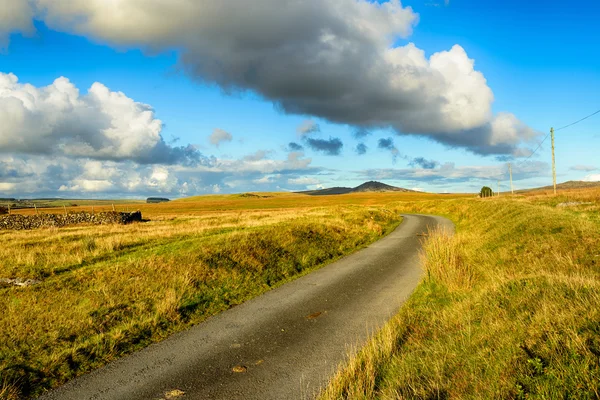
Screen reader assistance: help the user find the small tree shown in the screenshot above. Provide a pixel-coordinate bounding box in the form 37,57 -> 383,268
480,186 -> 493,198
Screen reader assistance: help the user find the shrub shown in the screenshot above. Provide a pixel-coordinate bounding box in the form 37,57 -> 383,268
480,186 -> 493,198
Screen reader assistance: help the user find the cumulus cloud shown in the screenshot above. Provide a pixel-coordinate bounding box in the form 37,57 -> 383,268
209,128 -> 233,147
570,165 -> 597,172
305,137 -> 343,156
2,0 -> 539,155
243,150 -> 270,162
378,137 -> 401,162
360,161 -> 549,183
0,150 -> 323,197
0,73 -> 204,165
0,0 -> 34,50
288,177 -> 321,186
288,142 -> 304,152
356,143 -> 368,155
353,128 -> 371,139
410,157 -> 439,169
297,120 -> 320,136
583,174 -> 600,182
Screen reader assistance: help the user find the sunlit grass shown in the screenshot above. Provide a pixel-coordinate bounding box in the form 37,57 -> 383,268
321,188 -> 600,399
0,199 -> 413,399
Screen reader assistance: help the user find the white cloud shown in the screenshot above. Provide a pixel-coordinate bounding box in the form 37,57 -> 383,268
287,177 -> 321,185
0,0 -> 34,50
0,149 -> 321,197
570,165 -> 597,172
297,120 -> 320,136
209,128 -> 233,147
0,182 -> 16,191
360,161 -> 549,183
1,0 -> 539,155
0,73 -> 201,164
583,174 -> 600,182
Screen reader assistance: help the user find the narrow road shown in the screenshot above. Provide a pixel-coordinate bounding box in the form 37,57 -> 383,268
39,214 -> 453,400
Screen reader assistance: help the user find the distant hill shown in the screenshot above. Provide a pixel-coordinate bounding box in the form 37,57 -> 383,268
299,181 -> 414,196
353,181 -> 413,193
518,180 -> 600,193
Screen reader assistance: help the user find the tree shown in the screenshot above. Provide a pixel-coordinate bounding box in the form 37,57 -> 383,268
480,186 -> 493,198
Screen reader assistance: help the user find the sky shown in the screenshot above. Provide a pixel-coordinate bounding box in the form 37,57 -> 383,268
0,0 -> 599,198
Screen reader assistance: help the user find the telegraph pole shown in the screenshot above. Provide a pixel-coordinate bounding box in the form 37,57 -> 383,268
551,127 -> 557,195
497,180 -> 500,197
508,163 -> 514,195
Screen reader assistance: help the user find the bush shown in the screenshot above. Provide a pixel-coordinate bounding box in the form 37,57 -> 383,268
0,206 -> 7,215
480,186 -> 493,198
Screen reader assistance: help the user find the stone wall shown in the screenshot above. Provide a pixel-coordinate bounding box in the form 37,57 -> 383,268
0,211 -> 143,231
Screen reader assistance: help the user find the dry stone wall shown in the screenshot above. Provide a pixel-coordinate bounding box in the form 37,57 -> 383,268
0,211 -> 142,231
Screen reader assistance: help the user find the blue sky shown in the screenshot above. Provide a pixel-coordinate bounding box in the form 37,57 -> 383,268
0,0 -> 598,198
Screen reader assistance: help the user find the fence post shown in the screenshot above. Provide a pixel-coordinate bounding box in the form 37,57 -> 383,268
509,163 -> 514,195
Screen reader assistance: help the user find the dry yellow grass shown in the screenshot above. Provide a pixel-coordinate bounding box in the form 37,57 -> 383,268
321,188 -> 600,399
5,187 -> 596,399
4,192 -> 462,399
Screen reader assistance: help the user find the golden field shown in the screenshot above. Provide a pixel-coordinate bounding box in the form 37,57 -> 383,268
2,188 -> 599,399
1,191 -> 470,399
321,187 -> 600,399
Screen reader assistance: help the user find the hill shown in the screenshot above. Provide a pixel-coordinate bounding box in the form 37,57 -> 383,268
353,181 -> 413,193
299,181 -> 414,196
517,180 -> 600,193
541,180 -> 600,190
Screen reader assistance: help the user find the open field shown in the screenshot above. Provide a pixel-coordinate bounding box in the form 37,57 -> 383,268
321,187 -> 600,399
2,199 -> 145,211
3,188 -> 599,399
1,191 -> 469,399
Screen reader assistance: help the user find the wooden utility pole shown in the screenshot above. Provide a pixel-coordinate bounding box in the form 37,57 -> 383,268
551,127 -> 557,195
497,180 -> 501,197
508,163 -> 514,195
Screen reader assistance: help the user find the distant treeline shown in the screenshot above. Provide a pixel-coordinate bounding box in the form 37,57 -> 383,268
147,197 -> 170,204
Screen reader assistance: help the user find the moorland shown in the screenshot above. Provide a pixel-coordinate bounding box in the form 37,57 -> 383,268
1,187 -> 599,399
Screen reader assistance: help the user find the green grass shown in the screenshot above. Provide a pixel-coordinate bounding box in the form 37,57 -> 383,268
321,194 -> 600,399
0,205 -> 402,399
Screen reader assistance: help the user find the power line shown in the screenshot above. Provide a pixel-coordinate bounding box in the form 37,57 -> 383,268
495,106 -> 600,189
515,132 -> 550,166
555,108 -> 600,132
513,106 -> 599,168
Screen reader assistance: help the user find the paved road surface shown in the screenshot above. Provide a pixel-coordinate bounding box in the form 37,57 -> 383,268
39,214 -> 453,400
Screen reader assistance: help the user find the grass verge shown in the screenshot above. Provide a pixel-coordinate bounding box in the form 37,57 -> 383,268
0,205 -> 401,399
321,196 -> 600,399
